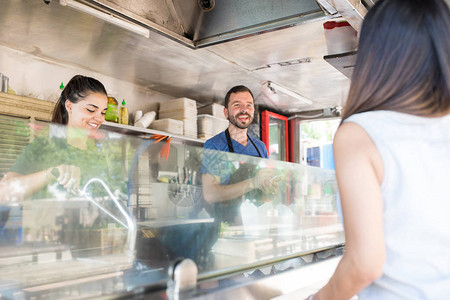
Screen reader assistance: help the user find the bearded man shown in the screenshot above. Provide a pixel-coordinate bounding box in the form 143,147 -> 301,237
201,86 -> 276,225
203,85 -> 268,160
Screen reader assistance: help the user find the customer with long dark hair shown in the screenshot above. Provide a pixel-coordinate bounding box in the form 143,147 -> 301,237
311,0 -> 450,299
0,75 -> 108,200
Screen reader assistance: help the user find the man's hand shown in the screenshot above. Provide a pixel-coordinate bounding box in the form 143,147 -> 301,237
251,169 -> 285,197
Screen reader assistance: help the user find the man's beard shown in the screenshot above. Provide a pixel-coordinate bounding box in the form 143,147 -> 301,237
228,112 -> 253,129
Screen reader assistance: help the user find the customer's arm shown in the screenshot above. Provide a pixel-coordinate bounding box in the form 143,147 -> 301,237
313,122 -> 385,300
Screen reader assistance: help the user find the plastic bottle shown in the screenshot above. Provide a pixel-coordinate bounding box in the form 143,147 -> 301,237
1,74 -> 9,93
49,82 -> 65,102
119,99 -> 129,125
105,96 -> 119,123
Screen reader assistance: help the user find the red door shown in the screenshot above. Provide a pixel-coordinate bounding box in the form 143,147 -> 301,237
261,110 -> 289,162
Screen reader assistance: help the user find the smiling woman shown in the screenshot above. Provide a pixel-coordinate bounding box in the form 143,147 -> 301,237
65,93 -> 107,130
52,75 -> 108,131
0,75 -> 109,201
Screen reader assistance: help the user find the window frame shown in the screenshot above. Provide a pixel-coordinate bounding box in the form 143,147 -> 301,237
0,92 -> 54,178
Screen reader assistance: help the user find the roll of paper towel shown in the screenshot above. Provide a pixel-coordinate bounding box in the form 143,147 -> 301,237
135,111 -> 156,128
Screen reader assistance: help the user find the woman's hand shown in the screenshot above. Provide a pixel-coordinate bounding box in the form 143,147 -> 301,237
47,165 -> 81,193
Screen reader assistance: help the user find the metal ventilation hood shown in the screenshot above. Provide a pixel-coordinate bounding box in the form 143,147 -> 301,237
0,0 -> 360,113
318,0 -> 376,31
87,0 -> 328,48
318,0 -> 377,79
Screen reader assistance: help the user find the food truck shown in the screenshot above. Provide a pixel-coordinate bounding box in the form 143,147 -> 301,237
0,0 -> 370,298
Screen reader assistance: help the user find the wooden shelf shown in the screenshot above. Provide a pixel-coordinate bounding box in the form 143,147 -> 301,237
100,121 -> 205,146
0,92 -> 55,121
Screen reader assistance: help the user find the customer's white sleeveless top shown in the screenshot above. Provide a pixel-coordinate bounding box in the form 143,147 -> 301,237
345,111 -> 450,300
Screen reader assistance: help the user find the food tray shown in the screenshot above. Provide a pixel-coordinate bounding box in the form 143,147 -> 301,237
159,97 -> 197,112
198,103 -> 226,119
150,118 -> 184,135
197,114 -> 229,136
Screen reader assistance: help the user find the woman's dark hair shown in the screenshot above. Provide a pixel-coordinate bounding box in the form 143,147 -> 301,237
224,85 -> 255,109
52,75 -> 107,124
342,0 -> 450,121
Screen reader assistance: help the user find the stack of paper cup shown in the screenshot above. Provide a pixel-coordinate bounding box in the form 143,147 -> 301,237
134,110 -> 143,124
135,111 -> 156,128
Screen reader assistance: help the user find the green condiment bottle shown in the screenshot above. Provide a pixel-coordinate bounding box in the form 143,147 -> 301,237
119,99 -> 129,125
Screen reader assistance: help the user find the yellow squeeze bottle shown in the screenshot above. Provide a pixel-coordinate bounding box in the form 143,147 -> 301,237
119,99 -> 129,125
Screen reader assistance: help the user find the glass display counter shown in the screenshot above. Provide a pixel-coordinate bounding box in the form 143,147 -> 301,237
0,121 -> 344,299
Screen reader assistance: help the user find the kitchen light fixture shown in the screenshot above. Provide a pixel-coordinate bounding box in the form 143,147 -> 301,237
263,81 -> 313,106
59,0 -> 150,38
